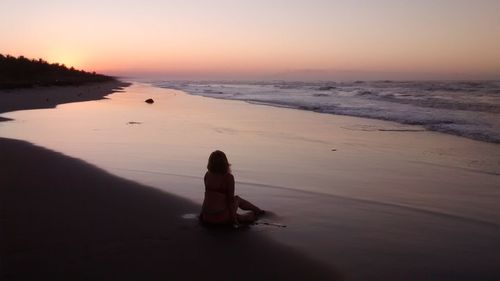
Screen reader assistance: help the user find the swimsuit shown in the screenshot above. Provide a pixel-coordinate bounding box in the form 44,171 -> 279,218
200,190 -> 232,224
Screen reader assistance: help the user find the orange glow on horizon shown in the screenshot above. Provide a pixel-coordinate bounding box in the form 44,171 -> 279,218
44,50 -> 86,70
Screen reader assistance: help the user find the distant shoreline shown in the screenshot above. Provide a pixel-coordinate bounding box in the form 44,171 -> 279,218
0,80 -> 130,118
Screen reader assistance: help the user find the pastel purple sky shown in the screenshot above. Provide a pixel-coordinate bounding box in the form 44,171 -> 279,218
1,0 -> 499,80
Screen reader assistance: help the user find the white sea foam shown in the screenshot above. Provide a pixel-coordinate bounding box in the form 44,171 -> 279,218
153,80 -> 500,143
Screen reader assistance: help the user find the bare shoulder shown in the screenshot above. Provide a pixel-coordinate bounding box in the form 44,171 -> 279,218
225,173 -> 235,183
204,171 -> 210,181
205,171 -> 234,181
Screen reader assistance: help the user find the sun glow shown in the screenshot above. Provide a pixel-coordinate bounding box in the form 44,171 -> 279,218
44,49 -> 85,70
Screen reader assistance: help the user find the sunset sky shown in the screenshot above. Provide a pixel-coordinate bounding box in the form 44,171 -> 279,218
1,0 -> 499,80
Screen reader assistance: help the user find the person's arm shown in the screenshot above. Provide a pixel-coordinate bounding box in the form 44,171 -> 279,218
201,172 -> 208,214
226,174 -> 237,223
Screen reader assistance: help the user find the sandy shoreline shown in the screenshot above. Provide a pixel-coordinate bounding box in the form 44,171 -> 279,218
0,80 -> 129,116
1,81 -> 500,280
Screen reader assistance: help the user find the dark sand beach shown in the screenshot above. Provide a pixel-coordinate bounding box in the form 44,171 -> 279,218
0,137 -> 337,280
0,83 -> 338,280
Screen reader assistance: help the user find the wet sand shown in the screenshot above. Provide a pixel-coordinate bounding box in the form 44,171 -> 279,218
1,82 -> 500,280
0,80 -> 128,115
0,137 -> 337,280
0,83 -> 337,280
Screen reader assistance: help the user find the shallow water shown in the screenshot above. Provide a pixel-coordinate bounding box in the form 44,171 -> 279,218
1,82 -> 500,279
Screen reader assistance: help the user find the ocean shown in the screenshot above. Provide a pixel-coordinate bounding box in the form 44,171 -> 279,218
154,80 -> 500,143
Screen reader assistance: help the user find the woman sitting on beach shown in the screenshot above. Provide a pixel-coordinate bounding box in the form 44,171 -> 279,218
200,150 -> 264,225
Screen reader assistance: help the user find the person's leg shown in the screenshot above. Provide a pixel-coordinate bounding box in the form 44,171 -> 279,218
232,196 -> 265,224
236,212 -> 256,223
235,195 -> 261,212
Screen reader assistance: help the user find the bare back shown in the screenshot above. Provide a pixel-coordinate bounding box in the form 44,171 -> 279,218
201,172 -> 235,215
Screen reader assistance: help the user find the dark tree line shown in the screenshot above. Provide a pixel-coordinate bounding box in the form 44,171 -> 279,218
0,54 -> 114,89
